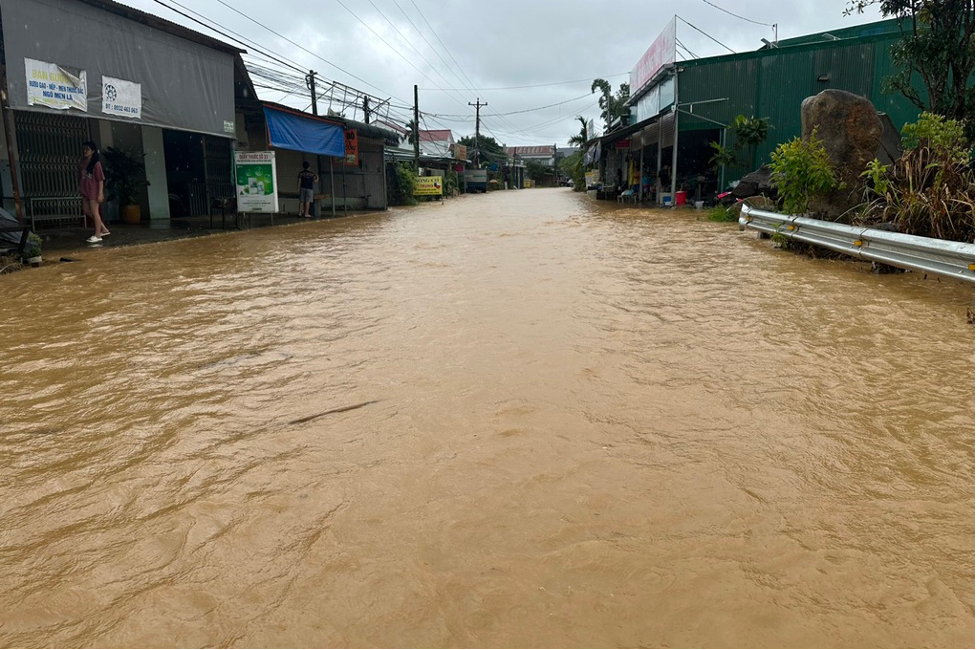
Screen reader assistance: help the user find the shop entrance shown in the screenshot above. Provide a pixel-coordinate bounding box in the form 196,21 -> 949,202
163,131 -> 232,217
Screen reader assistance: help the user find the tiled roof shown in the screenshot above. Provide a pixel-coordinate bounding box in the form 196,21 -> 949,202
506,145 -> 556,155
419,130 -> 453,142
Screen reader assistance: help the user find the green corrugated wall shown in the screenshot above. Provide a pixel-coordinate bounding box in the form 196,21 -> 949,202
675,29 -> 928,178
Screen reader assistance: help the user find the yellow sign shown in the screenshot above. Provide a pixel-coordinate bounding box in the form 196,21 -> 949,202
414,176 -> 443,196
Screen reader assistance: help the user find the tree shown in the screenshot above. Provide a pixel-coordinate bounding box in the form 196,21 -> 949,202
591,79 -> 631,133
405,119 -> 417,146
457,134 -> 504,166
708,115 -> 772,173
567,116 -> 589,148
525,160 -> 550,182
845,0 -> 975,133
559,150 -> 586,191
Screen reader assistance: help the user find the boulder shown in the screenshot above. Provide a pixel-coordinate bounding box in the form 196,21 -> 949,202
801,89 -> 882,218
732,165 -> 776,199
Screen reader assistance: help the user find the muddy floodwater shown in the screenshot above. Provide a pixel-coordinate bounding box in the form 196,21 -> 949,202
1,188 -> 973,647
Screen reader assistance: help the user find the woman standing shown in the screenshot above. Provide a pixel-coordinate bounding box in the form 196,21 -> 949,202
80,141 -> 109,243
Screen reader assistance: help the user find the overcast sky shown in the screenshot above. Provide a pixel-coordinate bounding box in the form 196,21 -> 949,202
118,0 -> 884,146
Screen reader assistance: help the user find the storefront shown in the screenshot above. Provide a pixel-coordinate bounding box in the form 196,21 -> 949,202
0,0 -> 240,223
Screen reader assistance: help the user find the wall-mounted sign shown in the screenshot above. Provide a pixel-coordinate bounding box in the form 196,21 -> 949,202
615,139 -> 631,149
414,176 -> 443,196
102,76 -> 141,119
25,58 -> 87,111
235,151 -> 278,213
452,143 -> 467,160
344,129 -> 359,165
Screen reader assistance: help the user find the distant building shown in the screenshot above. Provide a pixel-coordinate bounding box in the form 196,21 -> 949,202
506,145 -> 557,168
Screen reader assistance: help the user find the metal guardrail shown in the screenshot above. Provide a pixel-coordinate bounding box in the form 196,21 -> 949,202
740,205 -> 976,283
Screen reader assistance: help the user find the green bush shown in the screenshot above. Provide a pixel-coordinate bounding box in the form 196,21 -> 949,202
769,130 -> 837,215
900,112 -> 971,164
707,206 -> 735,222
393,162 -> 417,206
24,232 -> 42,259
858,114 -> 975,242
444,168 -> 458,196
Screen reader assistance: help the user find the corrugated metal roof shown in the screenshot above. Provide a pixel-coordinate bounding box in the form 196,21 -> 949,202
419,130 -> 453,142
74,0 -> 245,54
507,145 -> 555,155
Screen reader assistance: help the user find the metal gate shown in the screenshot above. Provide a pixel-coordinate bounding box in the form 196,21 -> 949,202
203,135 -> 233,209
15,111 -> 89,216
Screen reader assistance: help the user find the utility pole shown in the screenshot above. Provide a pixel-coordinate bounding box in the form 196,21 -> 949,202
306,70 -> 318,115
0,61 -> 24,221
413,84 -> 420,171
362,96 -> 371,125
468,97 -> 487,166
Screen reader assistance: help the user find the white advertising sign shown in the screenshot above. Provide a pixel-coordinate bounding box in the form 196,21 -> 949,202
629,17 -> 677,96
25,58 -> 87,111
235,151 -> 278,213
102,76 -> 142,119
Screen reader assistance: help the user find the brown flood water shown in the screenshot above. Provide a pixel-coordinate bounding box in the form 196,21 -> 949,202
0,188 -> 973,648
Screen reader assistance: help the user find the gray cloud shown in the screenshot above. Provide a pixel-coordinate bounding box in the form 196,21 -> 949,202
120,0 -> 884,145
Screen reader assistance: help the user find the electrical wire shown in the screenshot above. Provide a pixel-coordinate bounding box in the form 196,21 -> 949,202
420,74 -> 629,92
677,15 -> 737,54
699,0 -> 774,27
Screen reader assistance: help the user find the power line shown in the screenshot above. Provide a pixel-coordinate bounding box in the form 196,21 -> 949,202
333,0 -> 471,112
677,15 -> 736,55
699,0 -> 774,27
210,0 -> 408,104
420,73 -> 629,92
150,0 -> 305,74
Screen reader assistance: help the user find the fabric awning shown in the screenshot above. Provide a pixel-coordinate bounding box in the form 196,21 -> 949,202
263,105 -> 345,157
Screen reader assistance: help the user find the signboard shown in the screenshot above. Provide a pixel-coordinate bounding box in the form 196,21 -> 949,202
234,151 -> 278,213
453,143 -> 467,160
25,58 -> 87,111
585,170 -> 601,187
586,119 -> 597,141
102,76 -> 141,119
344,129 -> 359,165
629,17 -> 676,96
615,139 -> 631,149
414,176 -> 443,196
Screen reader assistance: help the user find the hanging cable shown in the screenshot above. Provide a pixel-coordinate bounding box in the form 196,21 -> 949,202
699,0 -> 774,27
676,15 -> 736,54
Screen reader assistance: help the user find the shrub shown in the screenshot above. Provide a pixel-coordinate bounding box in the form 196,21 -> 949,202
707,206 -> 735,222
444,168 -> 458,196
858,113 -> 975,242
769,130 -> 837,215
393,162 -> 417,206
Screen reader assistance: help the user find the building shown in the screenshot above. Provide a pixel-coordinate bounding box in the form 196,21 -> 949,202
590,17 -> 925,204
0,0 -> 244,223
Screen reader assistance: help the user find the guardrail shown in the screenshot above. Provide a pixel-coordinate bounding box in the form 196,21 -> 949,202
740,205 -> 976,284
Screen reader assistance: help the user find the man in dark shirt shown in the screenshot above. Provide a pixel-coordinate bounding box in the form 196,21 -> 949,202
297,161 -> 319,218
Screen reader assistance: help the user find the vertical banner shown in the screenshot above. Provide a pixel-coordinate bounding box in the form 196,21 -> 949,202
344,129 -> 359,165
102,76 -> 142,119
25,58 -> 87,111
235,151 -> 278,212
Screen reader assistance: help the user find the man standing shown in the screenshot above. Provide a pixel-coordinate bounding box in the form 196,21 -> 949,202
297,161 -> 318,218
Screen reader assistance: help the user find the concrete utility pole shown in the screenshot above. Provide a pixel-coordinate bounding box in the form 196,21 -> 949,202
362,96 -> 371,124
306,70 -> 318,115
468,97 -> 487,166
413,84 -> 420,171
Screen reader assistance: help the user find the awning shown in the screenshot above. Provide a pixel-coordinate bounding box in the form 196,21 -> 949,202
263,105 -> 345,157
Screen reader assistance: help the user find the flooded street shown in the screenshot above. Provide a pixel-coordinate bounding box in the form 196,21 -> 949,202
1,188 -> 973,647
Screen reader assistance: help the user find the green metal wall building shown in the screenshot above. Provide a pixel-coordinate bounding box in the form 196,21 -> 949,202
673,18 -> 926,183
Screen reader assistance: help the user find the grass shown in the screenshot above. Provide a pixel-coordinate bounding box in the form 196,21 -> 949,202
707,206 -> 736,222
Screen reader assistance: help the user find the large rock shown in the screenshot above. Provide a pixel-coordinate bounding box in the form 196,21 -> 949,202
731,165 -> 776,199
801,89 -> 882,218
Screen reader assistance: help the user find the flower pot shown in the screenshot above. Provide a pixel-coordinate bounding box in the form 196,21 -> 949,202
122,204 -> 141,224
28,256 -> 41,267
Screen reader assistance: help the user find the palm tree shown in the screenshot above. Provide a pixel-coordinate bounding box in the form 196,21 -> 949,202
405,119 -> 417,146
567,116 -> 588,148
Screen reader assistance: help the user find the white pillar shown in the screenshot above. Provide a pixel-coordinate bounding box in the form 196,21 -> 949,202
141,125 -> 170,220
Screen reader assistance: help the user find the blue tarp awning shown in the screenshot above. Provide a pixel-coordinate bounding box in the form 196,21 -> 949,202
263,105 -> 345,157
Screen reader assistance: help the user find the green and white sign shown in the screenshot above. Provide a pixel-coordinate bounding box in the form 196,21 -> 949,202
235,151 -> 278,213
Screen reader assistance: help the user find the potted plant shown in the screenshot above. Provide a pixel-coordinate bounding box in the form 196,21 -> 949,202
24,232 -> 42,267
103,147 -> 150,224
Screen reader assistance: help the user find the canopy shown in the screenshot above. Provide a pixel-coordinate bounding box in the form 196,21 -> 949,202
263,105 -> 345,157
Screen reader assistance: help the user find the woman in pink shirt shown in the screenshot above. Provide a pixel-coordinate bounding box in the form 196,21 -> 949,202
79,141 -> 108,243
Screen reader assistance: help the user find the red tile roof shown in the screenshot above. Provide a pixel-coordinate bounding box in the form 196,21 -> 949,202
419,129 -> 453,142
